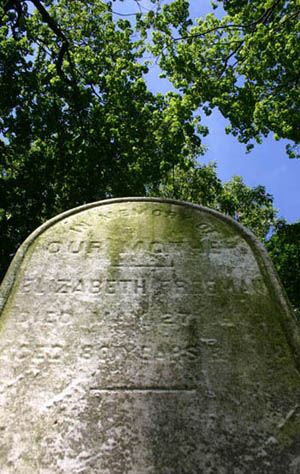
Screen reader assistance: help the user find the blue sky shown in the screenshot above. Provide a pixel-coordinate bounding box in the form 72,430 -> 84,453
114,0 -> 299,224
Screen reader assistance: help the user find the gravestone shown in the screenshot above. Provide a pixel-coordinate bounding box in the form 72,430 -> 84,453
0,198 -> 300,473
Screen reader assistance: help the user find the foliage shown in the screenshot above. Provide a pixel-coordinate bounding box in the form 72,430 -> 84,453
139,0 -> 300,157
266,222 -> 300,320
0,0 -> 205,281
152,160 -> 279,241
0,0 -> 298,285
155,162 -> 300,319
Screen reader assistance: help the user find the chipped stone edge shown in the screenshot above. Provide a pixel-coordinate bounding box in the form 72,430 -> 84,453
0,197 -> 299,366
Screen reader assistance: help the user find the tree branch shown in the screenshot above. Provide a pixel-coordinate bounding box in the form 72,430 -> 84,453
172,0 -> 283,42
3,0 -> 24,38
217,40 -> 244,79
29,0 -> 67,41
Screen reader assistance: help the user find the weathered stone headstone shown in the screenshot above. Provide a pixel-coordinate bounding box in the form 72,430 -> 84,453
0,198 -> 299,473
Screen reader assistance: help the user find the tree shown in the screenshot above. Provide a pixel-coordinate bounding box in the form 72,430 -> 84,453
139,0 -> 300,157
0,0 -> 205,281
266,222 -> 300,319
152,160 -> 279,241
0,0 -> 298,285
155,162 -> 300,320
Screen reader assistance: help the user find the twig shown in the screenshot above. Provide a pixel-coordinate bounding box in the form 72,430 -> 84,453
172,0 -> 283,42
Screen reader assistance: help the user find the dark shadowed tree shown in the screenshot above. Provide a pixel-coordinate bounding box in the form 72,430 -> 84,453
0,0 -> 206,280
266,222 -> 300,319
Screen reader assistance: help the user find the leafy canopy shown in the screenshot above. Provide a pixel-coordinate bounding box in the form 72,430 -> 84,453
0,0 -> 298,286
0,0 -> 205,279
139,0 -> 300,157
152,160 -> 279,242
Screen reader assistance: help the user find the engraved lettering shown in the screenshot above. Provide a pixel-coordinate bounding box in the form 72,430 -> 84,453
81,344 -> 93,360
166,211 -> 177,219
33,343 -> 64,363
115,346 -> 128,363
119,280 -> 132,293
70,221 -> 91,233
226,236 -> 240,248
220,279 -> 235,293
150,241 -> 164,253
156,350 -> 164,361
175,280 -> 185,292
141,346 -> 151,361
35,277 -> 46,295
46,310 -> 57,323
68,241 -> 85,253
132,206 -> 147,216
169,241 -> 184,249
191,280 -> 204,295
50,344 -> 64,360
195,223 -> 214,233
99,346 -> 109,363
185,345 -> 199,360
124,240 -> 187,254
161,314 -> 174,325
17,343 -> 31,360
21,278 -> 34,293
87,241 -> 102,253
46,310 -> 72,324
119,208 -> 129,217
106,280 -> 117,294
98,211 -> 113,219
152,209 -> 162,216
200,338 -> 218,346
132,240 -> 145,250
181,213 -> 193,220
135,279 -> 146,294
159,280 -> 172,291
72,279 -> 85,293
48,241 -> 61,253
61,311 -> 72,323
89,279 -> 102,294
210,241 -> 222,253
56,279 -> 72,293
17,276 -> 228,297
207,281 -> 216,294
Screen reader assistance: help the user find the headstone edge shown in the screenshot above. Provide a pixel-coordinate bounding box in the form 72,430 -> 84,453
0,197 -> 299,364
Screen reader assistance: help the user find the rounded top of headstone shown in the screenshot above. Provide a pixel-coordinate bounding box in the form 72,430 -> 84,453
0,197 -> 297,326
0,198 -> 299,473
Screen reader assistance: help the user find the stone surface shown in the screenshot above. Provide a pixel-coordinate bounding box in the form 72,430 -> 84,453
0,198 -> 300,473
